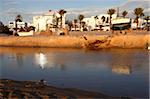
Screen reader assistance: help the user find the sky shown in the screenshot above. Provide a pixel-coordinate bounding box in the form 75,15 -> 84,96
0,0 -> 149,24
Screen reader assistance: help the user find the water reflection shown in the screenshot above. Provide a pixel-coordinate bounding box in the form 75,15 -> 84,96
111,65 -> 131,75
0,47 -> 149,98
16,53 -> 24,67
34,52 -> 66,70
35,53 -> 48,69
109,49 -> 134,75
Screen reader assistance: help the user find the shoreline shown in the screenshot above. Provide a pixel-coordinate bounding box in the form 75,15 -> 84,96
0,34 -> 149,49
0,79 -> 130,99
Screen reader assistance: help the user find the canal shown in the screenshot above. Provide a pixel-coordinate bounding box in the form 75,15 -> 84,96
0,47 -> 149,98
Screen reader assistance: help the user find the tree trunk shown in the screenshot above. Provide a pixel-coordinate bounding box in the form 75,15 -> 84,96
75,23 -> 76,31
136,17 -> 139,30
14,21 -> 18,35
56,18 -> 59,28
60,16 -> 62,28
79,21 -> 81,31
109,15 -> 112,30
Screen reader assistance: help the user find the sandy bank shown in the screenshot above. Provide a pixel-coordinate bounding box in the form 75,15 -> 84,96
0,34 -> 149,49
0,79 -> 128,99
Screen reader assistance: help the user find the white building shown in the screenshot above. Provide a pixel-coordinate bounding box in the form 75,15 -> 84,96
131,18 -> 144,29
8,21 -> 27,29
82,14 -> 117,31
33,10 -> 66,32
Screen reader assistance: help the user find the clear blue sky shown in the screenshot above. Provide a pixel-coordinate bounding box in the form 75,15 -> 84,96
1,0 -> 147,24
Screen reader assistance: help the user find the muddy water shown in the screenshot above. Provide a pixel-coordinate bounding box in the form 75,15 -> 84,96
0,47 -> 149,98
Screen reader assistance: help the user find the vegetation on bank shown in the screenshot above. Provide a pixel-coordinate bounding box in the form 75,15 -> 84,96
0,21 -> 13,35
0,34 -> 149,49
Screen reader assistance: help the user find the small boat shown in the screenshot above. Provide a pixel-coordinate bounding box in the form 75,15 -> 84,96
17,30 -> 34,36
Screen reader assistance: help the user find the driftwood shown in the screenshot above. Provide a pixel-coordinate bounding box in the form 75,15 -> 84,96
83,35 -> 112,50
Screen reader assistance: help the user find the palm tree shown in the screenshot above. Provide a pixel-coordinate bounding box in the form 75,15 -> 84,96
107,9 -> 116,26
78,14 -> 85,30
134,7 -> 144,29
59,9 -> 67,28
94,15 -> 98,27
15,14 -> 23,22
74,19 -> 78,31
0,21 -> 4,33
122,11 -> 128,18
15,14 -> 23,33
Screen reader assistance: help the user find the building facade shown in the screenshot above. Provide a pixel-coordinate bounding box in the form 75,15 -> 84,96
33,10 -> 66,32
82,14 -> 117,31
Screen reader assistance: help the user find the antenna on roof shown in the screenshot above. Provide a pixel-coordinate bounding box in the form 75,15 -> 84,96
117,7 -> 119,17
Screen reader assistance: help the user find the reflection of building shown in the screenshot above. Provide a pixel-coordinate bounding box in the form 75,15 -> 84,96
112,65 -> 131,75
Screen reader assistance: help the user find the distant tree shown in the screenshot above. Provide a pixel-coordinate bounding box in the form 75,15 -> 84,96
0,21 -> 12,35
107,8 -> 116,26
74,19 -> 78,31
3,26 -> 10,33
0,21 -> 3,26
65,20 -> 69,24
68,21 -> 73,31
0,21 -> 4,33
101,16 -> 106,23
59,9 -> 67,28
134,7 -> 144,29
94,15 -> 99,27
122,10 -> 128,18
78,14 -> 85,30
144,16 -> 150,31
15,14 -> 23,22
14,14 -> 23,32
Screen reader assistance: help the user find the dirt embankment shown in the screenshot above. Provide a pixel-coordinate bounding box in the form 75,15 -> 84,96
0,34 -> 149,49
0,79 -> 130,99
84,34 -> 150,49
